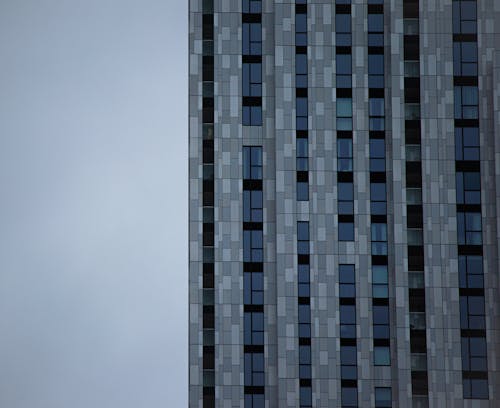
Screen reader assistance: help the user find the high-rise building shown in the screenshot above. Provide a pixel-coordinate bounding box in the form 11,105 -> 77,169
189,0 -> 500,406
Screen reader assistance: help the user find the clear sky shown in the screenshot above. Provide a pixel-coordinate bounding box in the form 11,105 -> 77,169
0,1 -> 187,406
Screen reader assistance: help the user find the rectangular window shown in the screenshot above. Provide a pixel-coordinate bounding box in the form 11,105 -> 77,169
243,146 -> 263,180
375,387 -> 392,408
457,212 -> 482,245
338,138 -> 353,172
454,86 -> 478,119
455,127 -> 479,161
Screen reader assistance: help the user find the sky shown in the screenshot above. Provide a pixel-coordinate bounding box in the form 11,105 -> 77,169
0,1 -> 187,407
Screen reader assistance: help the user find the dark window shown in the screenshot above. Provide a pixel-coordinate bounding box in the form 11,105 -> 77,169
457,212 -> 482,245
243,63 -> 262,97
456,172 -> 481,204
297,137 -> 309,171
243,0 -> 262,14
338,138 -> 353,172
454,86 -> 478,119
243,146 -> 263,180
458,255 -> 484,289
244,312 -> 264,345
243,23 -> 262,55
460,295 -> 486,330
453,42 -> 477,76
243,190 -> 263,222
370,139 -> 386,171
338,182 -> 354,214
243,230 -> 263,262
339,222 -> 354,241
461,337 -> 487,371
463,378 -> 488,399
374,346 -> 390,365
339,264 -> 355,298
371,223 -> 387,255
244,271 -> 264,305
453,1 -> 477,34
455,127 -> 479,161
341,386 -> 358,407
375,387 -> 392,408
297,181 -> 309,201
244,352 -> 264,386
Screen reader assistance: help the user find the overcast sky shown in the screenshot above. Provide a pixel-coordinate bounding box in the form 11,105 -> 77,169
0,1 -> 187,406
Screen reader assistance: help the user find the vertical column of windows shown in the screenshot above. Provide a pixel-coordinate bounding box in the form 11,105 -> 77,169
403,1 -> 429,405
297,222 -> 312,407
243,147 -> 265,408
339,264 -> 357,407
242,0 -> 262,126
367,1 -> 391,379
452,0 -> 489,399
202,1 -> 215,406
336,1 -> 354,241
295,0 -> 308,201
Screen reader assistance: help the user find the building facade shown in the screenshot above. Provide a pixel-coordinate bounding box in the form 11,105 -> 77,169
189,0 -> 500,406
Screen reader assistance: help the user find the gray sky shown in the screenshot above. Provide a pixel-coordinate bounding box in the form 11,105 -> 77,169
0,1 -> 187,406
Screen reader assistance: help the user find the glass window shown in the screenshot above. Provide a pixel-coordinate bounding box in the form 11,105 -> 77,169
242,0 -> 262,14
375,387 -> 392,407
337,138 -> 353,172
454,86 -> 478,119
463,378 -> 488,399
336,14 -> 351,33
455,127 -> 480,161
374,346 -> 390,365
337,98 -> 353,117
368,14 -> 383,33
336,52 -> 351,86
339,222 -> 354,241
297,181 -> 309,201
341,386 -> 358,407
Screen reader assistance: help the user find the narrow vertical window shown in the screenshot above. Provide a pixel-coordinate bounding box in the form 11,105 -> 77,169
243,146 -> 265,407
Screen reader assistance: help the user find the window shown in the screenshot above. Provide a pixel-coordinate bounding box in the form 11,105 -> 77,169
455,127 -> 479,161
244,271 -> 263,305
297,97 -> 308,130
461,337 -> 487,371
458,255 -> 484,289
244,311 -> 264,345
300,387 -> 312,407
456,172 -> 481,204
296,54 -> 308,88
296,137 -> 308,171
339,264 -> 355,298
374,346 -> 390,366
338,182 -> 354,214
243,146 -> 263,180
244,352 -> 264,386
452,0 -> 477,34
243,230 -> 263,262
370,139 -> 386,172
341,386 -> 358,407
460,295 -> 486,330
454,86 -> 478,119
339,222 -> 354,241
368,54 -> 384,88
243,63 -> 262,97
298,264 -> 310,297
372,265 -> 388,298
295,13 -> 307,47
370,182 -> 387,215
375,387 -> 392,407
337,138 -> 353,171
242,0 -> 261,14
336,53 -> 352,87
243,190 -> 263,222
373,305 -> 390,339
463,378 -> 488,399
337,98 -> 352,130
453,42 -> 477,76
297,182 -> 309,201
243,23 -> 262,55
336,13 -> 352,47
371,223 -> 388,255
457,212 -> 482,245
297,221 -> 309,254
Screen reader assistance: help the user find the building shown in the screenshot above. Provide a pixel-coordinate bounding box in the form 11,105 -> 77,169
189,0 -> 500,406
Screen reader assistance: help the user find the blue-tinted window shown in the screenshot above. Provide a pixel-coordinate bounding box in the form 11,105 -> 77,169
243,146 -> 263,179
339,222 -> 354,241
375,387 -> 392,408
242,0 -> 262,13
374,346 -> 390,366
455,127 -> 479,161
368,14 -> 383,33
454,86 -> 478,119
297,137 -> 309,171
458,255 -> 484,289
336,14 -> 351,33
341,386 -> 358,407
337,138 -> 353,172
297,182 -> 309,201
243,23 -> 262,55
457,212 -> 482,245
463,378 -> 488,399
